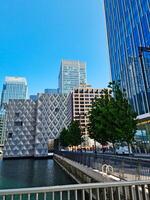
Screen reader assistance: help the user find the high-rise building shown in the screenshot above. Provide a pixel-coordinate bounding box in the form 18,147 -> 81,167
71,85 -> 103,135
0,108 -> 6,146
1,76 -> 28,106
104,0 -> 150,115
44,89 -> 59,94
30,95 -> 37,101
59,60 -> 87,94
104,0 -> 150,148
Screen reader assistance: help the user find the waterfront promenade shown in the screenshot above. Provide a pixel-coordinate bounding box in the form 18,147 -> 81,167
56,151 -> 150,182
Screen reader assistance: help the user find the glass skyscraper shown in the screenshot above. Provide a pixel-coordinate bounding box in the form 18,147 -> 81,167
104,0 -> 150,115
44,89 -> 59,94
59,60 -> 87,94
1,76 -> 28,105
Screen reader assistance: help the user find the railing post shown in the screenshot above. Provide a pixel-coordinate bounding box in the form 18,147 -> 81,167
122,186 -> 128,200
135,185 -> 140,200
136,160 -> 141,181
141,185 -> 148,200
129,185 -> 135,200
119,160 -> 125,179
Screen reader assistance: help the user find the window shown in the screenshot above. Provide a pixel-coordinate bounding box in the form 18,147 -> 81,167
15,113 -> 20,117
14,121 -> 23,126
8,133 -> 13,138
55,108 -> 59,113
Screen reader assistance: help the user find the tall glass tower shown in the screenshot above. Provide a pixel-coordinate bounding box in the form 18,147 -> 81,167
1,76 -> 28,105
59,60 -> 87,94
104,0 -> 150,115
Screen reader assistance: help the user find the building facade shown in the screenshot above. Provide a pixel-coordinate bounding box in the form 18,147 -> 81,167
34,93 -> 71,157
3,94 -> 71,158
44,89 -> 59,94
29,95 -> 37,101
59,60 -> 87,94
3,100 -> 36,158
0,77 -> 28,147
104,0 -> 150,115
72,85 -> 102,135
104,0 -> 150,150
1,77 -> 27,106
0,109 -> 6,146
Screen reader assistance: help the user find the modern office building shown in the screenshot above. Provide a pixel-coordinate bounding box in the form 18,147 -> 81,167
44,89 -> 59,94
30,95 -> 37,101
1,77 -> 28,106
59,60 -> 87,94
0,108 -> 6,146
104,0 -> 150,148
71,84 -> 102,135
3,94 -> 71,158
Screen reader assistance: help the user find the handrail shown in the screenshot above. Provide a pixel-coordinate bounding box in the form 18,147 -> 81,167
0,180 -> 149,195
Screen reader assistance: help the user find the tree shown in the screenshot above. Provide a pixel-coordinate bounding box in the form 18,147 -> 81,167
88,89 -> 112,145
59,121 -> 82,148
59,127 -> 70,148
108,81 -> 137,145
88,81 -> 137,153
68,121 -> 82,146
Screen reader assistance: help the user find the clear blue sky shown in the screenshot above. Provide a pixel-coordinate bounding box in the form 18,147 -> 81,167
0,0 -> 110,96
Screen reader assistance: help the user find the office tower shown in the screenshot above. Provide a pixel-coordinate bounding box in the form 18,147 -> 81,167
44,89 -> 59,94
104,0 -> 150,115
71,85 -> 102,135
1,76 -> 27,105
0,108 -> 6,146
104,0 -> 150,148
30,95 -> 37,101
59,60 -> 87,94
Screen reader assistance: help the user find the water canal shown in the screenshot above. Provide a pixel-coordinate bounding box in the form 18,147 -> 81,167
0,159 -> 76,189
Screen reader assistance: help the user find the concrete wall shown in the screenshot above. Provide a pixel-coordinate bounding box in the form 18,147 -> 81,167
54,154 -> 118,184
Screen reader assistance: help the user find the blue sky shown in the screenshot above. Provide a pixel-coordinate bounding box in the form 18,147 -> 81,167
0,0 -> 110,96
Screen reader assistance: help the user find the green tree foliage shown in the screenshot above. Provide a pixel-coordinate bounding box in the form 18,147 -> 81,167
88,81 -> 137,146
59,128 -> 70,147
68,121 -> 82,146
59,121 -> 82,147
88,89 -> 112,145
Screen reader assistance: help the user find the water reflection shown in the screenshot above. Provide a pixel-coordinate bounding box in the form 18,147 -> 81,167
0,159 -> 76,189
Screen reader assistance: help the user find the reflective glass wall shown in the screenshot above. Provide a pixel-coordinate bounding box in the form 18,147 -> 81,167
104,0 -> 150,115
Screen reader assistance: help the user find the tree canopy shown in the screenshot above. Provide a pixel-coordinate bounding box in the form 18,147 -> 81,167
88,81 -> 137,146
59,121 -> 82,148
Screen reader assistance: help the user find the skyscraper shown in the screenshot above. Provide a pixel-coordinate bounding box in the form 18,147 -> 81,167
71,85 -> 103,135
1,76 -> 28,105
44,89 -> 59,94
59,60 -> 87,94
104,0 -> 150,115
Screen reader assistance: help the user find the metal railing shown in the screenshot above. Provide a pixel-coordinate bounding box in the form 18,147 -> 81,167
0,180 -> 149,200
56,151 -> 150,181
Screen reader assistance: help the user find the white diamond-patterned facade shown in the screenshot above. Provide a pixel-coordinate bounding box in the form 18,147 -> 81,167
34,93 -> 70,157
3,94 -> 71,158
3,100 -> 36,158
